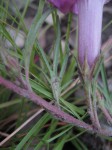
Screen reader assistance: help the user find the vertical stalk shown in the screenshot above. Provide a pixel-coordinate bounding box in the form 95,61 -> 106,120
53,15 -> 61,75
85,81 -> 100,129
24,0 -> 45,90
50,14 -> 61,106
59,13 -> 73,80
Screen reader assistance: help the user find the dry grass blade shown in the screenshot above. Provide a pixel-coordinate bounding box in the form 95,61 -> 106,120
0,108 -> 44,146
101,37 -> 112,52
0,132 -> 9,138
105,55 -> 112,63
61,78 -> 80,96
0,109 -> 38,128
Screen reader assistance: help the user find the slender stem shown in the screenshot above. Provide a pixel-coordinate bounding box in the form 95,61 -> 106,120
51,14 -> 61,104
86,84 -> 95,125
24,1 -> 50,89
51,9 -> 57,32
93,99 -> 101,129
53,15 -> 61,75
37,43 -> 53,76
92,81 -> 101,129
85,82 -> 101,129
65,13 -> 73,48
59,13 -> 72,80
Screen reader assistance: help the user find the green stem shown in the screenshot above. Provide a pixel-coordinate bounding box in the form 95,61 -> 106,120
53,15 -> 61,75
59,13 -> 73,80
85,81 -> 101,129
37,43 -> 53,76
86,83 -> 95,125
92,81 -> 101,128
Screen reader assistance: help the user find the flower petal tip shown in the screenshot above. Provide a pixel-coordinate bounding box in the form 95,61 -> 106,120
47,0 -> 78,14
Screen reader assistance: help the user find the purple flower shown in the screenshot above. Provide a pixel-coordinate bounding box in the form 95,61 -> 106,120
77,0 -> 110,67
48,0 -> 77,13
48,0 -> 110,67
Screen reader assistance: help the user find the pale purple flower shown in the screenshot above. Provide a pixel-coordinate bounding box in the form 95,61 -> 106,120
77,0 -> 110,67
48,0 -> 110,67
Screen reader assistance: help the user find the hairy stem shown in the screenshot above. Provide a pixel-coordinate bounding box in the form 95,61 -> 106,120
85,83 -> 101,129
0,76 -> 112,136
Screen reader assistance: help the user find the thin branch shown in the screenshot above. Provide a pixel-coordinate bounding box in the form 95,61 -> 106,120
0,76 -> 112,137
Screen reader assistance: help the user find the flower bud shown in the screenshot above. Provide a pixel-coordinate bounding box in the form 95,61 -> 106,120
47,0 -> 110,67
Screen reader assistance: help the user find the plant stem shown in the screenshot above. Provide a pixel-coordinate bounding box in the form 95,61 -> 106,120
85,81 -> 101,129
53,15 -> 61,75
59,13 -> 72,80
0,76 -> 90,129
0,76 -> 112,136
